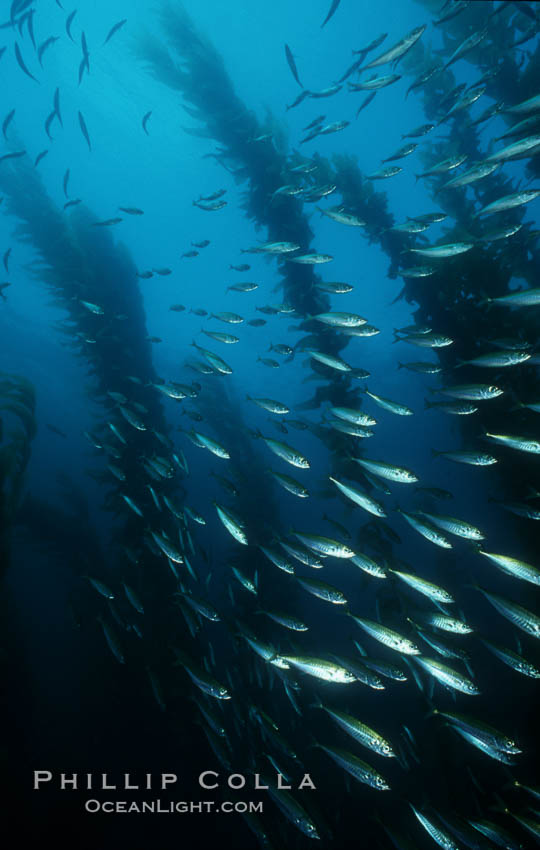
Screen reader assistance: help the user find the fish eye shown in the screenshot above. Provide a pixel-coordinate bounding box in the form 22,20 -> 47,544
489,386 -> 498,393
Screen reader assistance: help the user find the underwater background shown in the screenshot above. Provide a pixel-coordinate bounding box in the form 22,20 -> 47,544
1,0 -> 539,847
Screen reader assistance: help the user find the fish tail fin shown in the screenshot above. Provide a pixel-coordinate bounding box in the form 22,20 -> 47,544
430,448 -> 442,457
397,362 -> 404,369
414,174 -> 421,183
268,343 -> 274,351
309,695 -> 323,710
353,640 -> 367,657
424,399 -> 434,409
455,358 -> 466,368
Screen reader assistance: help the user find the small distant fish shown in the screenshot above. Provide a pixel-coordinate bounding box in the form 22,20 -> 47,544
287,252 -> 333,264
321,0 -> 341,28
199,189 -> 226,201
44,110 -> 58,140
3,248 -> 11,272
64,199 -> 81,209
34,150 -> 48,167
361,25 -> 426,71
349,73 -> 401,91
142,111 -> 152,134
317,206 -> 365,226
284,44 -> 302,88
80,299 -> 104,314
81,30 -> 89,62
14,41 -> 38,82
382,142 -> 417,163
0,150 -> 26,163
26,10 -> 36,49
442,27 -> 487,72
64,8 -> 76,42
93,217 -> 122,226
78,110 -> 91,151
475,189 -> 540,218
78,55 -> 89,86
2,108 -> 15,140
401,123 -> 434,139
103,18 -> 127,46
38,36 -> 59,66
119,207 -> 144,215
366,166 -> 402,180
406,64 -> 441,99
47,423 -> 67,438
308,84 -> 342,100
53,87 -> 62,128
356,92 -> 377,117
193,199 -> 227,211
409,241 -> 474,259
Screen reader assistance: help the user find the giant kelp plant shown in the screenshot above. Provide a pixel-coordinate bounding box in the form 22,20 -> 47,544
394,0 -> 540,510
0,135 -> 296,810
136,1 -> 408,427
0,155 -> 188,698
